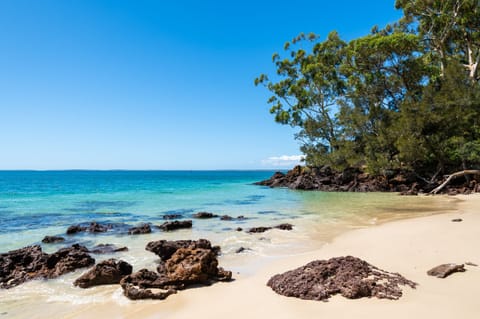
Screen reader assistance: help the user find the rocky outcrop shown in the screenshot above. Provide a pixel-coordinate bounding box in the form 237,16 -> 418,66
121,239 -> 231,300
128,223 -> 151,235
267,256 -> 416,301
193,212 -> 218,219
0,244 -> 95,289
427,263 -> 466,278
66,225 -> 87,235
41,236 -> 65,243
157,220 -> 193,231
74,259 -> 132,288
256,165 -> 480,195
89,244 -> 128,254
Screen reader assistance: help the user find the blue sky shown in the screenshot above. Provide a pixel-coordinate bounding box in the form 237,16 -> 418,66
0,1 -> 402,170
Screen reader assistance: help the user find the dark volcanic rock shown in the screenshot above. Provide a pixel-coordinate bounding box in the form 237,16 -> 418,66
87,222 -> 110,233
74,258 -> 132,288
41,236 -> 65,244
427,263 -> 466,278
162,214 -> 182,220
0,244 -> 95,289
193,212 -> 218,219
247,226 -> 272,233
220,215 -> 234,221
146,239 -> 219,261
89,244 -> 128,254
66,225 -> 87,235
128,223 -> 151,235
121,239 -> 231,300
267,256 -> 416,301
120,269 -> 177,300
157,220 -> 193,231
248,224 -> 293,233
274,223 -> 293,231
235,227 -> 243,232
451,218 -> 463,222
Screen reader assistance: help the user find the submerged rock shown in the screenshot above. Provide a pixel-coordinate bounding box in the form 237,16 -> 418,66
267,256 -> 416,301
162,214 -> 182,220
74,258 -> 132,288
66,225 -> 87,235
0,244 -> 95,289
427,263 -> 466,278
128,223 -> 151,235
89,244 -> 128,254
41,236 -> 65,243
248,224 -> 293,233
157,220 -> 192,231
274,223 -> 293,230
193,212 -> 218,219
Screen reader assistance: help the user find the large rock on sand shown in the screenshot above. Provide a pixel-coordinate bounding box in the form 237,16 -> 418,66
121,239 -> 231,300
74,258 -> 132,288
267,256 -> 416,301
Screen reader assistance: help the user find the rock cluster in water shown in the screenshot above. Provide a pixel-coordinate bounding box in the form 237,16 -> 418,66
267,256 -> 416,301
0,244 -> 95,289
256,165 -> 480,195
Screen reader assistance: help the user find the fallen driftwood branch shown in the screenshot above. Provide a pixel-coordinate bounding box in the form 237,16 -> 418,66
430,170 -> 480,194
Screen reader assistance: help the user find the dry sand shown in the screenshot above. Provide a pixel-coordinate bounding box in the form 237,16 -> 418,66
66,194 -> 480,319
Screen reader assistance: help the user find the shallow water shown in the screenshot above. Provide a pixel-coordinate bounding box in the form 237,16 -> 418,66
0,171 -> 458,317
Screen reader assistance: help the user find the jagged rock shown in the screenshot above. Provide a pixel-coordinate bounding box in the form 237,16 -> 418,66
274,223 -> 293,230
120,269 -> 177,300
163,214 -> 182,220
74,258 -> 132,288
247,226 -> 272,233
0,244 -> 95,289
267,256 -> 416,301
66,225 -> 87,235
146,239 -> 219,261
41,236 -> 65,243
89,244 -> 128,254
128,223 -> 151,235
427,263 -> 466,278
122,239 -> 231,300
157,220 -> 192,231
193,212 -> 218,219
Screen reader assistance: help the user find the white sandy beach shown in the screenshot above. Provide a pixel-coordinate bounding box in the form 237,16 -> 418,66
60,194 -> 480,319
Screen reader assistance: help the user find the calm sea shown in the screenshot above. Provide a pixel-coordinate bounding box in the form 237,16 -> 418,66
0,170 -> 458,316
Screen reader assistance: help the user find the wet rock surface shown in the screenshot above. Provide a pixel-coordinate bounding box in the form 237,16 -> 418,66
157,220 -> 193,231
74,258 -> 132,288
427,263 -> 466,278
267,256 -> 416,301
89,244 -> 128,254
128,223 -> 151,235
41,236 -> 65,243
121,239 -> 231,300
248,223 -> 294,233
162,214 -> 182,220
0,244 -> 95,289
193,212 -> 218,219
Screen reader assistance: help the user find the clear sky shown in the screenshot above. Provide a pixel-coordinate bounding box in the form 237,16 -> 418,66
0,0 -> 402,170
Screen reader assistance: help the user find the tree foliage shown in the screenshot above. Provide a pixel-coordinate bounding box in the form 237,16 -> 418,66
256,0 -> 480,176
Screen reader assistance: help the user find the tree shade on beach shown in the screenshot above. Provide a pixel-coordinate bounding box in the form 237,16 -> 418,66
256,0 -> 480,179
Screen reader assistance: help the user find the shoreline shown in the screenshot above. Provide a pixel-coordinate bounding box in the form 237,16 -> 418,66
49,194 -> 480,319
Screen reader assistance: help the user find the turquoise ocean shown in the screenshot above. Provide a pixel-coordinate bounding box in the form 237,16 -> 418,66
0,170 -> 458,316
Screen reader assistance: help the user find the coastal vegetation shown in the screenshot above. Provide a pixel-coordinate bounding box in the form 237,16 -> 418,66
256,0 -> 480,189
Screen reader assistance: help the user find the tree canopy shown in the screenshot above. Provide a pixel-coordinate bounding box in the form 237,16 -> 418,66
256,0 -> 480,177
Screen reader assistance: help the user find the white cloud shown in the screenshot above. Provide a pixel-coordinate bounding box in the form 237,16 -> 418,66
261,154 -> 305,168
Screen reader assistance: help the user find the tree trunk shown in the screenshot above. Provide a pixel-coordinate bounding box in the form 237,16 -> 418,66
430,170 -> 480,194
